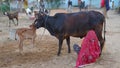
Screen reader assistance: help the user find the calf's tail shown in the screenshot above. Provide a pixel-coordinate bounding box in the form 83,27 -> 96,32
15,30 -> 17,40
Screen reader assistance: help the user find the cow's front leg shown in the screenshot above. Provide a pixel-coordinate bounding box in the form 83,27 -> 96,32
58,38 -> 63,56
66,37 -> 71,53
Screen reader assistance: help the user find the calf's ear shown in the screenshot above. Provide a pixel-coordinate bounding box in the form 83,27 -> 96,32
29,25 -> 32,27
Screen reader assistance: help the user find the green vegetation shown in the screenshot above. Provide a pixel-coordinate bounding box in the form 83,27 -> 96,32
0,0 -> 10,13
0,3 -> 10,13
46,0 -> 64,9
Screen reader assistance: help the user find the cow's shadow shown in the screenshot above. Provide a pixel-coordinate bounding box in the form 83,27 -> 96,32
0,35 -> 75,67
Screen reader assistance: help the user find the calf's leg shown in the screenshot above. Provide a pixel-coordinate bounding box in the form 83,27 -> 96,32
12,19 -> 16,26
19,37 -> 24,54
32,36 -> 36,48
9,20 -> 11,27
16,17 -> 18,26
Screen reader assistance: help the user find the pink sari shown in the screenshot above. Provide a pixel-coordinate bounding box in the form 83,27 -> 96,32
75,30 -> 101,68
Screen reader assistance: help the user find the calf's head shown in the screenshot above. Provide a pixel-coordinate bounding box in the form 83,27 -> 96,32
29,21 -> 37,30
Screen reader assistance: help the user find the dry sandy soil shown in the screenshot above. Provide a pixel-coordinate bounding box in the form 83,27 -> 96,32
0,8 -> 120,68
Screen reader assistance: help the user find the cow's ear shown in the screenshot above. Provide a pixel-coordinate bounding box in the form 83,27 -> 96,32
54,14 -> 58,18
54,15 -> 57,18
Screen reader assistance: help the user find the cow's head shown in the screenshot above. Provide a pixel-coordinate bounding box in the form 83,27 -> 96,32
34,12 -> 46,29
3,12 -> 9,16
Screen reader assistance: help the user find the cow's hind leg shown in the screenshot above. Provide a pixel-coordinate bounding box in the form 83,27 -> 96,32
100,38 -> 105,52
95,29 -> 105,55
66,37 -> 71,53
99,36 -> 105,56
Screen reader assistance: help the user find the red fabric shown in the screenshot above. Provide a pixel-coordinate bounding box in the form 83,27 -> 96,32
101,0 -> 105,8
75,30 -> 101,68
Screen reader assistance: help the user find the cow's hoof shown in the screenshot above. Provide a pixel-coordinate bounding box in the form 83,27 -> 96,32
57,53 -> 60,56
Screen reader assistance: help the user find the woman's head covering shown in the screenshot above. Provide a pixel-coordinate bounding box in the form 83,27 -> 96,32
75,30 -> 101,68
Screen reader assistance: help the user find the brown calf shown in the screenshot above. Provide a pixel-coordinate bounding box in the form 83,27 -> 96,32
15,23 -> 36,54
4,11 -> 19,27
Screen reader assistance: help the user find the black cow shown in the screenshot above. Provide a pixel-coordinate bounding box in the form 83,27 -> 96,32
34,11 -> 106,56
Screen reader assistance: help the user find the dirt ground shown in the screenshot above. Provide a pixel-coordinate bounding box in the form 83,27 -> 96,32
0,8 -> 120,68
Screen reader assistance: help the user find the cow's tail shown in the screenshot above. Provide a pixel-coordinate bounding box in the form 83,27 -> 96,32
103,18 -> 106,41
